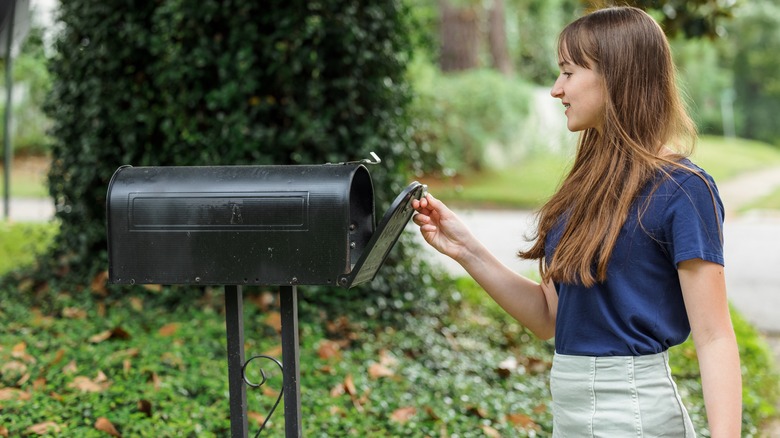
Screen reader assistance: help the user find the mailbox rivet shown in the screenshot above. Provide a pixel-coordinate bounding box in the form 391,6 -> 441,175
339,277 -> 348,286
291,277 -> 298,285
349,223 -> 357,231
350,242 -> 356,249
195,277 -> 201,283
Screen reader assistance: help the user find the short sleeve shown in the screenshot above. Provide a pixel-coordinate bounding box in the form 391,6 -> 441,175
661,172 -> 725,266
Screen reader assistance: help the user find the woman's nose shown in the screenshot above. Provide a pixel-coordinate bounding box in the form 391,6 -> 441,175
550,80 -> 563,99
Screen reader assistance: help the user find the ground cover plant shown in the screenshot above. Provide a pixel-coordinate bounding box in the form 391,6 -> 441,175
0,225 -> 778,437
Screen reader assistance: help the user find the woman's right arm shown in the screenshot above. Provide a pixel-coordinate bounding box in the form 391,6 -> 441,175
412,193 -> 558,339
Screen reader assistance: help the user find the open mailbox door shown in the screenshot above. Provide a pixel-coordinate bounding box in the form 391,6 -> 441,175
338,180 -> 425,288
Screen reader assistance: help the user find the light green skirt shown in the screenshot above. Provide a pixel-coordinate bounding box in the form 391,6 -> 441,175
550,351 -> 696,437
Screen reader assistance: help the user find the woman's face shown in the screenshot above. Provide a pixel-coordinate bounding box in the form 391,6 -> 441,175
550,53 -> 607,133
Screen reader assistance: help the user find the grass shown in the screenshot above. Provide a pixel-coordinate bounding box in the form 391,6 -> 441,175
427,136 -> 780,210
692,135 -> 780,182
422,152 -> 571,209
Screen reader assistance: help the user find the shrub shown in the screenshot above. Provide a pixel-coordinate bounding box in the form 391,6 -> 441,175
42,0 -> 430,315
409,60 -> 535,176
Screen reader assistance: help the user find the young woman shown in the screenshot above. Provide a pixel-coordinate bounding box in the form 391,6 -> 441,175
412,6 -> 742,437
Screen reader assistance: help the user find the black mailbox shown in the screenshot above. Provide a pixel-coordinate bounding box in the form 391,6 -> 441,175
106,164 -> 424,288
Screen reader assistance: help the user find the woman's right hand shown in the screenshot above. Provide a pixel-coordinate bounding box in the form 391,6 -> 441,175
411,193 -> 474,262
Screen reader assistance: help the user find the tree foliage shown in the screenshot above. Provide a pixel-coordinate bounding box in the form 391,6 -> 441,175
585,0 -> 737,39
44,0 -> 429,311
727,0 -> 780,144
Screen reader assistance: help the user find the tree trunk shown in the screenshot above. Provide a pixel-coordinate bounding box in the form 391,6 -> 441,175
487,0 -> 513,76
438,0 -> 481,72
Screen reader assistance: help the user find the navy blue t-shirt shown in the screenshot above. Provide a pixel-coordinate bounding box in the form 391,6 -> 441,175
547,160 -> 725,356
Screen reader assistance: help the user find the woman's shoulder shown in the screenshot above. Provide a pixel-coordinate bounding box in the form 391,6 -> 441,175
658,158 -> 718,193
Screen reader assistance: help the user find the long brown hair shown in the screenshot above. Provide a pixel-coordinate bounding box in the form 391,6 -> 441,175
519,6 -> 698,286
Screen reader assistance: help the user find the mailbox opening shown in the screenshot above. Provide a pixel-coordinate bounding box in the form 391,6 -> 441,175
348,167 -> 374,270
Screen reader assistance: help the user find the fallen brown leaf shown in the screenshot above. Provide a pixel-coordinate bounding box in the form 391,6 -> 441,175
523,356 -> 551,374
262,344 -> 283,357
94,417 -> 121,437
62,307 -> 87,319
378,349 -> 399,367
148,371 -> 162,390
143,284 -> 162,293
506,412 -> 538,429
329,382 -> 345,397
480,425 -> 501,438
89,327 -> 131,343
264,311 -> 282,332
69,373 -> 111,393
0,425 -> 8,437
89,329 -> 112,343
50,349 -> 66,366
317,339 -> 342,360
158,322 -> 180,337
368,362 -> 394,379
91,270 -> 109,296
390,406 -> 417,424
248,291 -> 275,311
325,316 -> 357,343
26,422 -> 61,435
466,405 -> 489,418
33,377 -> 47,391
11,342 -> 35,363
63,360 -> 78,374
247,411 -> 266,426
343,374 -> 357,396
129,296 -> 144,311
1,360 -> 28,378
30,309 -> 54,328
0,388 -> 30,401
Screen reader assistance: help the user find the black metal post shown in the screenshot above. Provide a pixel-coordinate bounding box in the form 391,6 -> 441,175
225,285 -> 249,438
279,285 -> 302,437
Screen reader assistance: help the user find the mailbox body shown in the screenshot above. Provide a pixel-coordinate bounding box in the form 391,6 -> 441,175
107,164 -> 377,287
